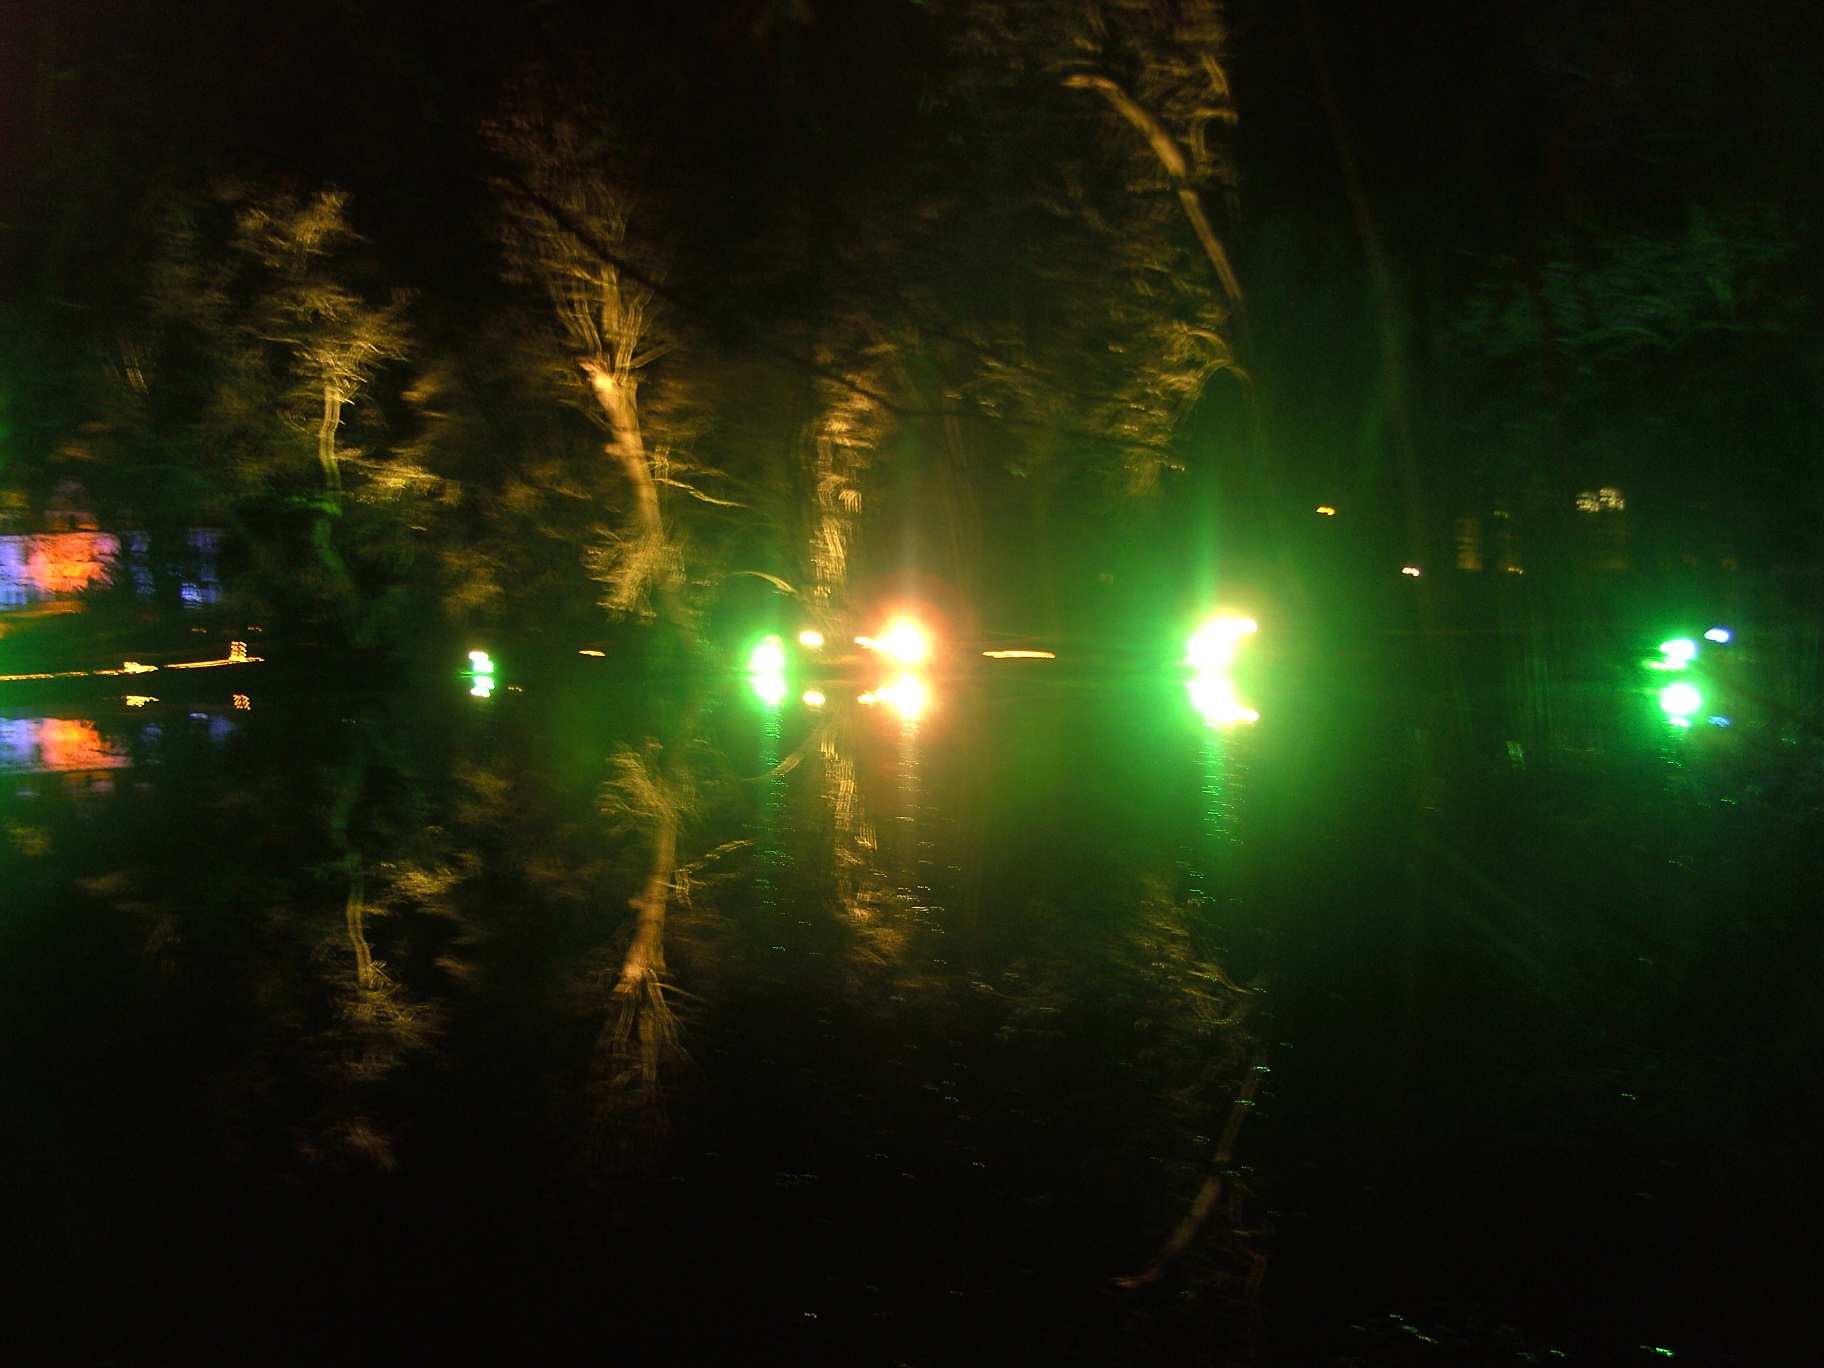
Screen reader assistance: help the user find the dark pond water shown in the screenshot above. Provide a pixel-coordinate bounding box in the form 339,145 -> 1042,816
2,620 -> 1820,1366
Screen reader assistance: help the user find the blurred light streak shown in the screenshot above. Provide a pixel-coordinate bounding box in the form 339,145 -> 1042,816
982,649 -> 1056,660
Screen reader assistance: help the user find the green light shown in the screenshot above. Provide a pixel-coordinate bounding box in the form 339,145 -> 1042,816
468,650 -> 495,675
1660,682 -> 1702,717
1659,638 -> 1698,666
1188,673 -> 1258,728
749,635 -> 787,674
470,676 -> 495,698
751,669 -> 786,706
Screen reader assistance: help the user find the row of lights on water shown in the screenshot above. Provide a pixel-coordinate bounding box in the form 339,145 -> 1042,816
460,616 -> 1261,728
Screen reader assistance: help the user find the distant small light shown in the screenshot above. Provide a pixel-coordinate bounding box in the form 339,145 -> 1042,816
1707,715 -> 1731,727
1660,682 -> 1702,717
1315,505 -> 1336,516
802,689 -> 826,708
1401,565 -> 1422,577
1659,638 -> 1699,665
1704,627 -> 1732,644
798,630 -> 825,649
233,694 -> 250,711
578,648 -> 606,657
126,695 -> 155,708
982,649 -> 1056,660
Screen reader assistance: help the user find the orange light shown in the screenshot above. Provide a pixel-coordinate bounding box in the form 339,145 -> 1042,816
578,648 -> 606,657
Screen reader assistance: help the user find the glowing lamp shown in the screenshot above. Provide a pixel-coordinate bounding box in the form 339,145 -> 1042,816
468,650 -> 495,675
749,636 -> 787,674
1401,565 -> 1422,578
1704,627 -> 1731,644
798,630 -> 825,649
1659,682 -> 1702,718
1316,505 -> 1336,516
873,620 -> 929,665
802,689 -> 826,708
1186,616 -> 1257,673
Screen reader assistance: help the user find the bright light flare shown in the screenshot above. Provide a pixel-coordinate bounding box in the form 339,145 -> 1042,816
877,673 -> 927,720
982,649 -> 1056,660
1704,627 -> 1732,644
866,619 -> 929,665
1186,616 -> 1258,673
1188,674 -> 1258,728
751,670 -> 787,706
1660,682 -> 1702,718
1659,638 -> 1699,665
1401,565 -> 1422,577
798,629 -> 825,649
470,676 -> 495,698
749,635 -> 787,674
468,650 -> 495,675
802,689 -> 826,708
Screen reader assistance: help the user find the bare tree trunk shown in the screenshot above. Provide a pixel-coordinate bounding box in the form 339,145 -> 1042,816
616,798 -> 678,994
583,359 -> 662,540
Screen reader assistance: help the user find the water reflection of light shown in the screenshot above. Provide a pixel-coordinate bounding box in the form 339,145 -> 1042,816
751,669 -> 787,706
0,717 -> 129,772
1188,674 -> 1259,728
878,673 -> 927,720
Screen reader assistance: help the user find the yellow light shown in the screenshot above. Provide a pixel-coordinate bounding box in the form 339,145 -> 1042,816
857,691 -> 879,706
1316,505 -> 1336,516
872,620 -> 929,665
798,630 -> 825,649
878,673 -> 927,719
982,649 -> 1056,660
579,648 -> 605,657
1401,565 -> 1422,577
233,694 -> 251,710
125,695 -> 155,708
802,689 -> 826,708
121,661 -> 157,674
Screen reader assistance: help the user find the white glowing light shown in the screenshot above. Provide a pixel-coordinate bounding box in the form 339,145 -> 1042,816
1186,616 -> 1258,673
1704,627 -> 1731,644
1188,674 -> 1259,728
1401,565 -> 1422,577
802,689 -> 826,708
798,630 -> 825,649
